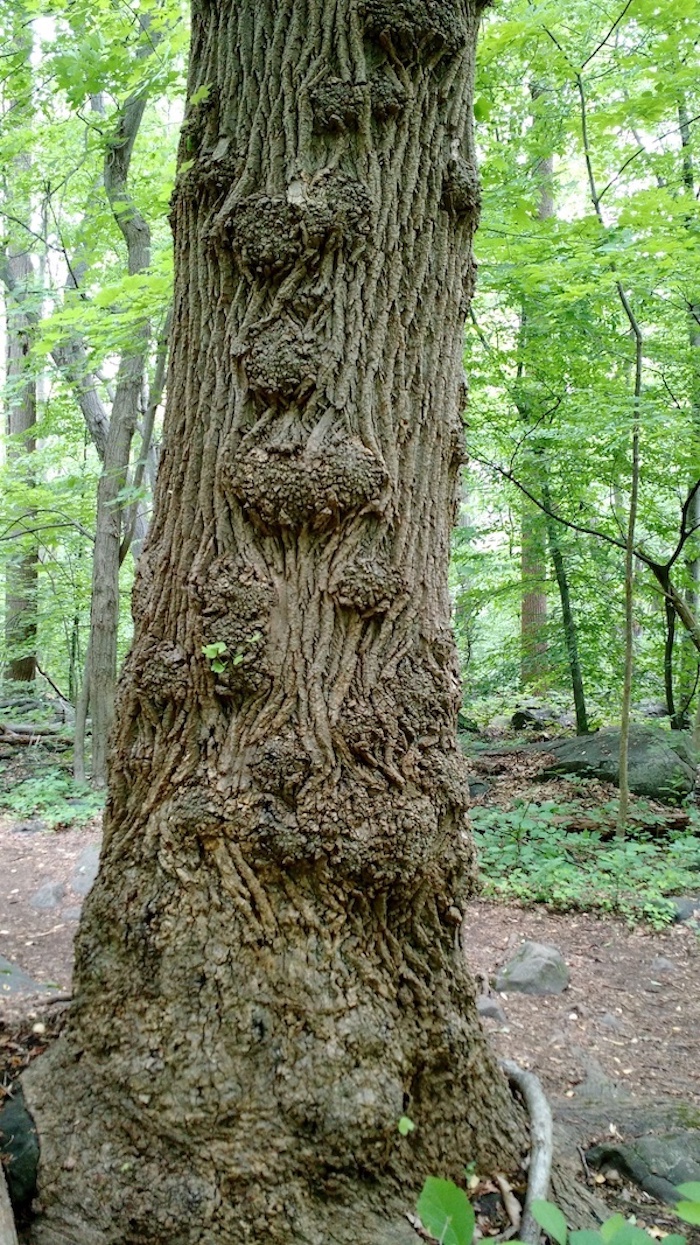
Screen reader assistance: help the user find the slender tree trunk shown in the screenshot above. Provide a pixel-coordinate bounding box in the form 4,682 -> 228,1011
677,97 -> 700,727
4,246 -> 38,685
24,2 -> 524,1241
576,72 -> 643,835
542,481 -> 588,734
521,501 -> 548,690
617,409 -> 639,835
664,596 -> 679,724
518,127 -> 552,692
79,92 -> 152,784
3,35 -> 38,686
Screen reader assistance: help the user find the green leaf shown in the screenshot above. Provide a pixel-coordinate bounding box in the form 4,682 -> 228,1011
398,1116 -> 415,1137
474,97 -> 493,122
202,642 -> 227,660
189,82 -> 212,106
532,1199 -> 568,1245
569,1231 -> 604,1245
416,1177 -> 475,1245
675,1202 -> 700,1226
600,1215 -> 627,1242
676,1183 -> 700,1202
606,1226 -> 664,1245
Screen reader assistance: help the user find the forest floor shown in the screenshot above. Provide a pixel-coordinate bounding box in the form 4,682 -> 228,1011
4,812 -> 696,1111
0,737 -> 698,1236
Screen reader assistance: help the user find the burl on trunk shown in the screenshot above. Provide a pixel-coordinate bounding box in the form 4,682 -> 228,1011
24,2 -> 524,1241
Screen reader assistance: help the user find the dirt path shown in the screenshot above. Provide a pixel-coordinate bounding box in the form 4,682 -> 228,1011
465,899 -> 700,1110
0,816 -> 101,993
0,816 -> 697,1116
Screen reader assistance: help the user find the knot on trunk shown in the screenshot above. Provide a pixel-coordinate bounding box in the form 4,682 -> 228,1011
329,549 -> 407,616
196,556 -> 274,695
310,78 -> 366,133
369,70 -> 408,120
249,731 -> 311,805
239,319 -> 319,405
223,437 -> 388,531
442,157 -> 481,221
360,0 -> 467,58
220,175 -> 373,280
133,640 -> 190,706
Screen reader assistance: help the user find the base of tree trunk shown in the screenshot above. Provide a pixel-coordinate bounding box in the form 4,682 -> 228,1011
22,855 -> 525,1245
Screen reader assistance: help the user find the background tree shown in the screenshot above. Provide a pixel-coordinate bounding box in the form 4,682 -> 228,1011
0,0 -> 184,766
459,0 -> 700,728
3,21 -> 38,684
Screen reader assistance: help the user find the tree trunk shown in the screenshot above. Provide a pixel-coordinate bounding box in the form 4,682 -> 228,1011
24,2 -> 524,1241
4,247 -> 38,685
3,46 -> 38,687
517,130 -> 552,693
677,97 -> 700,728
616,337 -> 642,838
542,481 -> 588,734
521,506 -> 548,690
79,91 -> 152,784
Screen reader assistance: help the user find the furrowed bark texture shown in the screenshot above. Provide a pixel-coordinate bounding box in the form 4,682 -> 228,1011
25,2 -> 524,1241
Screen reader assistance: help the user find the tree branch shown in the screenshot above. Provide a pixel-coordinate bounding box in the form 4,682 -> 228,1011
580,0 -> 635,71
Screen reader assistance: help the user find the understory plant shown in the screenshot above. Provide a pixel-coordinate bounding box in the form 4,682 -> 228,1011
470,797 -> 700,925
415,1182 -> 691,1245
0,765 -> 104,829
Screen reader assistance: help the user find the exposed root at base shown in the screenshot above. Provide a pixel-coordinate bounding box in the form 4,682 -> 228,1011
501,1060 -> 554,1244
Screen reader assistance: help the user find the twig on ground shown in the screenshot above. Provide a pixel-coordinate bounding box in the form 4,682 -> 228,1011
495,1171 -> 522,1231
578,1145 -> 592,1184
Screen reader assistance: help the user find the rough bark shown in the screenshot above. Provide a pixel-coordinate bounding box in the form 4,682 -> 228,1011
25,2 -> 524,1241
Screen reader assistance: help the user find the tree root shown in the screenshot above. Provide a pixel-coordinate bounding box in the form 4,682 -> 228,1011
501,1061 -> 553,1245
0,1165 -> 18,1245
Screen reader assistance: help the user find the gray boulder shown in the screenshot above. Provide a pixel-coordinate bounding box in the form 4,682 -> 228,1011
0,1085 -> 39,1210
476,996 -> 507,1024
669,897 -> 700,924
587,1131 -> 700,1204
534,725 -> 696,803
30,881 -> 66,911
511,704 -> 559,730
635,699 -> 669,719
12,819 -> 45,835
495,941 -> 570,995
71,843 -> 101,896
0,956 -> 44,996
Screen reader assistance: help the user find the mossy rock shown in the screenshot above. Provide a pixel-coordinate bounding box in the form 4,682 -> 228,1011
534,726 -> 697,805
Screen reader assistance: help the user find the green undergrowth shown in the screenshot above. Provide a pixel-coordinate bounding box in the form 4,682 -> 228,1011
415,1181 -> 700,1245
0,764 -> 104,830
471,797 -> 700,926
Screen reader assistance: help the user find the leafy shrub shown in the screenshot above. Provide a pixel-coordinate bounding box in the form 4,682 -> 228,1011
0,766 -> 104,829
470,798 -> 700,925
414,1185 -> 690,1245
